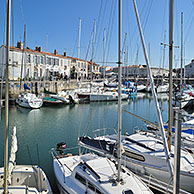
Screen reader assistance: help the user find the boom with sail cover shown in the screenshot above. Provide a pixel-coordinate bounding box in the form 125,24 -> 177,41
8,126 -> 17,184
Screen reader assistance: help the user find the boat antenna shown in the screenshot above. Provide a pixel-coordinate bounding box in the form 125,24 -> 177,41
4,0 -> 11,193
132,0 -> 173,179
117,0 -> 122,182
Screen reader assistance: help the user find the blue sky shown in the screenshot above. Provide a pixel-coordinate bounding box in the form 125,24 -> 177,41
0,0 -> 194,69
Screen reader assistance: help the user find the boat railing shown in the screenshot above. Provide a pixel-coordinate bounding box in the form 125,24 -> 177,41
51,147 -> 78,183
92,128 -> 117,137
133,169 -> 189,194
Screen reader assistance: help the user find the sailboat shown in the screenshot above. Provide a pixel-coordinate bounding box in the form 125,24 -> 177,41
78,0 -> 194,193
0,127 -> 53,194
51,0 -> 153,193
15,26 -> 43,109
16,87 -> 43,108
172,13 -> 194,109
1,1 -> 52,193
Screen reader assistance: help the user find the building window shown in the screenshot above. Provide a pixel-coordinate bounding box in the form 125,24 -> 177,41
27,54 -> 31,63
40,56 -> 44,64
35,56 -> 38,65
56,59 -> 58,65
51,58 -> 54,66
61,59 -> 63,66
40,68 -> 42,77
47,57 -> 51,65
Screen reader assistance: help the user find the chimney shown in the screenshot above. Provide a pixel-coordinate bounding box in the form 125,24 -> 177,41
64,52 -> 66,56
54,49 -> 58,55
17,41 -> 23,49
35,46 -> 42,52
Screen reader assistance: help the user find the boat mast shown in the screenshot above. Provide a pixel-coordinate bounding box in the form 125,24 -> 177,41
117,0 -> 122,182
4,0 -> 11,193
23,24 -> 26,82
180,12 -> 183,95
103,28 -> 106,78
132,0 -> 173,178
161,31 -> 167,86
168,0 -> 174,151
20,24 -> 26,88
77,18 -> 81,82
91,19 -> 96,80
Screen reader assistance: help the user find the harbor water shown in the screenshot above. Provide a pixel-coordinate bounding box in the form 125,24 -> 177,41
0,93 -> 169,193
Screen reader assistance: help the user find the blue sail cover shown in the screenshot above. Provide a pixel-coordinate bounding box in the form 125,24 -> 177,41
24,83 -> 31,90
79,136 -> 115,155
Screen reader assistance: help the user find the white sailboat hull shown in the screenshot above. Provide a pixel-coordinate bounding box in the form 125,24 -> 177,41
122,154 -> 194,193
52,153 -> 153,194
0,165 -> 52,194
16,93 -> 43,109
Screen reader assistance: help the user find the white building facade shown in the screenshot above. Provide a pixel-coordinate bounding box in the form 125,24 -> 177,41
113,65 -> 169,78
0,43 -> 72,80
185,59 -> 194,78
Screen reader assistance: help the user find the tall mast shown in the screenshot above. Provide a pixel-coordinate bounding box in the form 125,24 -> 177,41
123,33 -> 127,78
20,25 -> 26,88
78,18 -> 81,59
77,18 -> 81,81
0,16 -> 6,121
23,24 -> 26,81
117,0 -> 122,182
91,19 -> 96,80
132,0 -> 173,178
161,31 -> 167,85
4,0 -> 11,193
168,0 -> 174,151
103,28 -> 106,78
180,12 -> 183,95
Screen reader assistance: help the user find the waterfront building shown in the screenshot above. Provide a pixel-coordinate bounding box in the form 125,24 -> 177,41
113,65 -> 169,78
66,56 -> 88,79
99,66 -> 113,77
87,61 -> 101,78
0,42 -> 89,81
185,59 -> 194,78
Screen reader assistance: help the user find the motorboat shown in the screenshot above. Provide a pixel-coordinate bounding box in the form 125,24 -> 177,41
137,85 -> 146,92
51,91 -> 70,104
156,84 -> 169,93
16,92 -> 43,109
172,92 -> 194,109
